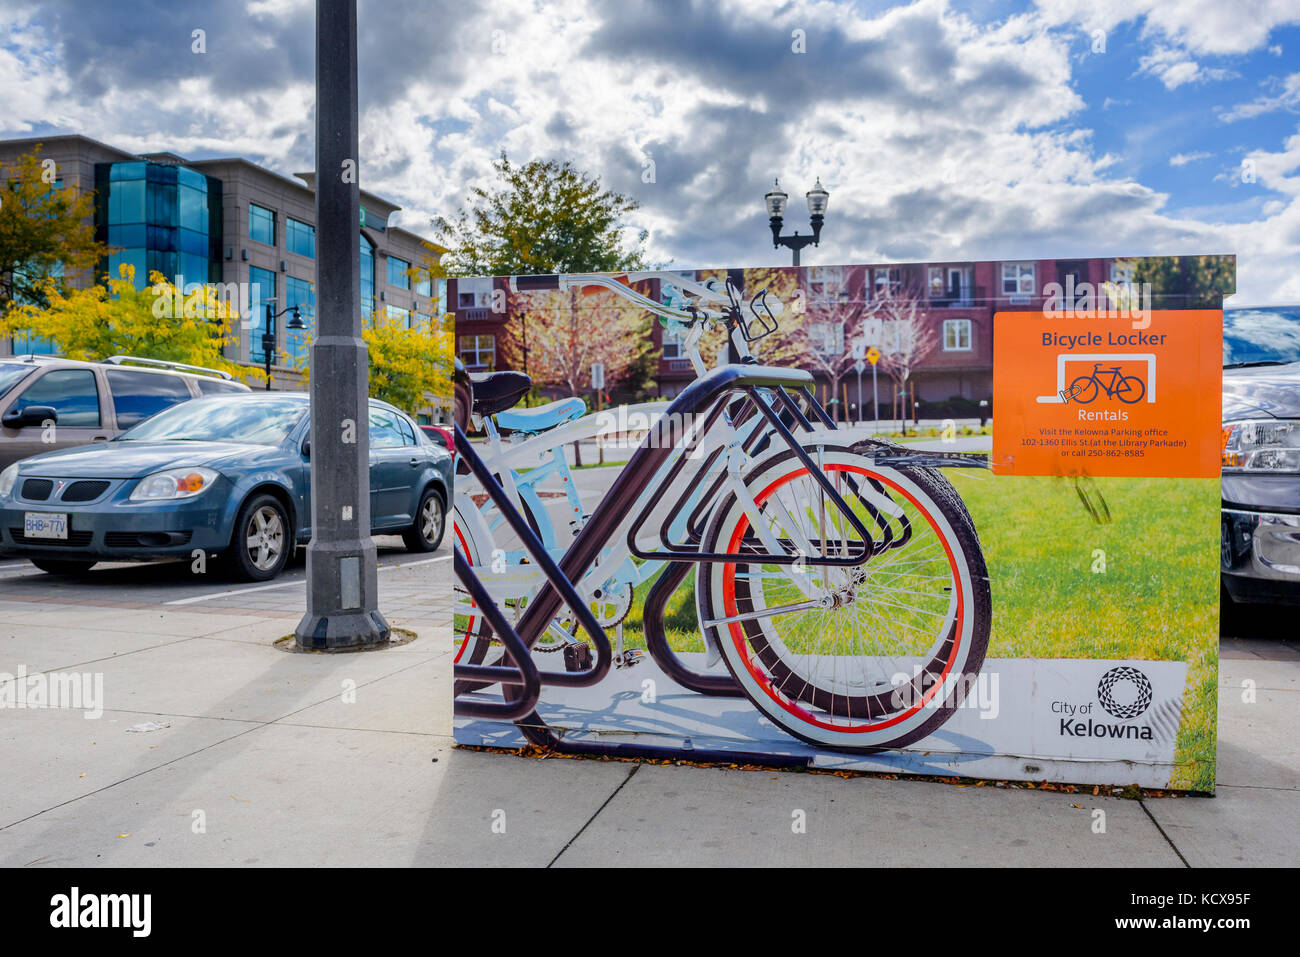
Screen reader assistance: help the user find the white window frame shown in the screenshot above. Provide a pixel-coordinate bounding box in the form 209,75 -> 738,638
1001,262 -> 1035,296
808,265 -> 846,302
662,323 -> 685,359
457,276 -> 493,309
873,267 -> 901,298
459,333 -> 495,368
942,318 -> 972,352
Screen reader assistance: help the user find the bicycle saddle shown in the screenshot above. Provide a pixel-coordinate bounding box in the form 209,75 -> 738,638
469,370 -> 532,416
495,396 -> 587,434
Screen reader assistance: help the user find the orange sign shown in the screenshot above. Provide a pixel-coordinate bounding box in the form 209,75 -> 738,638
992,309 -> 1222,477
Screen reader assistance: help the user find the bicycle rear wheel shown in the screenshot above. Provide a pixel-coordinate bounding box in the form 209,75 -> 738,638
696,445 -> 991,751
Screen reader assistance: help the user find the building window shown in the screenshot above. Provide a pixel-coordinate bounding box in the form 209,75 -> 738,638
929,266 -> 971,304
873,267 -> 901,298
415,271 -> 431,297
360,233 -> 375,321
943,319 -> 972,351
808,265 -> 846,303
662,323 -> 685,359
248,266 -> 276,363
387,255 -> 411,290
284,275 -> 315,365
1001,262 -> 1035,296
811,321 -> 845,357
286,217 -> 314,258
459,334 -> 495,369
249,203 -> 276,246
386,304 -> 411,326
457,277 -> 493,309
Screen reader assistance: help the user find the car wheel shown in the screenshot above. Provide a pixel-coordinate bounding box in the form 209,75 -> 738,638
403,486 -> 446,553
30,559 -> 96,576
224,494 -> 291,582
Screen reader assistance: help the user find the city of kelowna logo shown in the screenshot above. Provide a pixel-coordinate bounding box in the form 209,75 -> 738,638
1097,666 -> 1153,720
1052,666 -> 1155,740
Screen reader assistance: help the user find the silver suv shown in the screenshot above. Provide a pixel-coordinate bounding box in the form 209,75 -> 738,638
0,355 -> 251,470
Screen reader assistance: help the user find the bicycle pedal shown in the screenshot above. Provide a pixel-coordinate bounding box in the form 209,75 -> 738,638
616,649 -> 647,669
563,642 -> 594,672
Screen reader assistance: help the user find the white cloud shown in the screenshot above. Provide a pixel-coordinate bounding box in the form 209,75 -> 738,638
1220,72 -> 1300,122
1170,151 -> 1211,167
2,0 -> 1300,303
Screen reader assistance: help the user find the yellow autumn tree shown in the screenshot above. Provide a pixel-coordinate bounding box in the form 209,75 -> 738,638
361,312 -> 454,412
0,264 -> 256,382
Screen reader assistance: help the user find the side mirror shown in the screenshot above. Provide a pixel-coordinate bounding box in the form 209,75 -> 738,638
301,440 -> 311,459
2,405 -> 58,429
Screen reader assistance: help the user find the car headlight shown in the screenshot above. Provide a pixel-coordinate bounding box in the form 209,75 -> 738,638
1222,419 -> 1300,472
0,464 -> 18,499
129,467 -> 220,501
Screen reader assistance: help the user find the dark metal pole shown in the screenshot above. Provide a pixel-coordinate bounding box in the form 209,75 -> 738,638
295,0 -> 389,650
263,303 -> 273,391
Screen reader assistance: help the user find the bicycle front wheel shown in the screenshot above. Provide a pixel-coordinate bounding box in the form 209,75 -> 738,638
1116,375 -> 1146,403
697,446 -> 991,751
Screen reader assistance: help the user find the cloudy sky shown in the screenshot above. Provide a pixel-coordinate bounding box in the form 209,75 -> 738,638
3,0 -> 1300,301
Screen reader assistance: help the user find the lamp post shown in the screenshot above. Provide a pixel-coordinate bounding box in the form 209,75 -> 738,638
295,0 -> 389,650
764,177 -> 829,267
261,301 -> 306,391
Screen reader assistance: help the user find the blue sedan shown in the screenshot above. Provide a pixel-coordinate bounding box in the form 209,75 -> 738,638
0,392 -> 452,581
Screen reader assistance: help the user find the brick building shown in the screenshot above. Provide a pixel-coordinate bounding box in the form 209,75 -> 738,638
451,257 -> 1129,415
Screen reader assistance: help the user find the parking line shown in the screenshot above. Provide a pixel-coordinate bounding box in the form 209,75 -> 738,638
164,553 -> 450,606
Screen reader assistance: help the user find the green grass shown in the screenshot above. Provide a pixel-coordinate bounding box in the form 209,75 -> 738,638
948,471 -> 1219,791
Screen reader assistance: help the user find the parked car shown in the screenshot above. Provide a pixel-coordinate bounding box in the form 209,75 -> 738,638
0,355 -> 249,471
1221,306 -> 1300,607
420,424 -> 453,453
0,392 -> 452,581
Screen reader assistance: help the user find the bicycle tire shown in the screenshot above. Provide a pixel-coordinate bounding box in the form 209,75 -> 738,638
1116,375 -> 1146,404
696,445 -> 992,752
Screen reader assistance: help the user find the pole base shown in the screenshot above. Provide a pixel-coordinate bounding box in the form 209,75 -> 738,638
294,608 -> 391,651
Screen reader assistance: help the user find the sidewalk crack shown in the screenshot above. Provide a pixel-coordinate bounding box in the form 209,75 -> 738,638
547,762 -> 641,868
1139,799 -> 1191,868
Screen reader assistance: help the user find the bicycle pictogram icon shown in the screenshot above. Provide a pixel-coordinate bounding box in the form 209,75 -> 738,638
1060,362 -> 1147,404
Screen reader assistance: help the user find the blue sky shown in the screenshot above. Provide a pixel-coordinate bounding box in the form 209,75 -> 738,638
2,0 -> 1299,301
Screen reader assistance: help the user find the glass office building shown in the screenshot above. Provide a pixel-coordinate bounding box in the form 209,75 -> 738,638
94,160 -> 223,288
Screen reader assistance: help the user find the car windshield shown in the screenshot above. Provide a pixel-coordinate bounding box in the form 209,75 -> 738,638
116,395 -> 306,445
0,363 -> 33,402
1223,306 -> 1300,367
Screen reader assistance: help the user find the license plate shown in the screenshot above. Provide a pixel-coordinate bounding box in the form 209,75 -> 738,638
24,512 -> 68,540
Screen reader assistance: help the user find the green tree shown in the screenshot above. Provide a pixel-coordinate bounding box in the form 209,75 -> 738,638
0,147 -> 103,315
0,264 -> 255,382
433,152 -> 648,277
1130,255 -> 1236,309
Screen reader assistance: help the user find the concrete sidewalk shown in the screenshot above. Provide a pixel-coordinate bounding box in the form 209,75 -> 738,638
0,546 -> 1296,866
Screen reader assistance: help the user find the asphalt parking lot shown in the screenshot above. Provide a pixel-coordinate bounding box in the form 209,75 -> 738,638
0,536 -> 441,614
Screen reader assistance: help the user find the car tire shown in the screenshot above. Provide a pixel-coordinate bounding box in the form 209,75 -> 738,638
30,559 -> 96,576
403,486 -> 446,553
223,493 -> 292,582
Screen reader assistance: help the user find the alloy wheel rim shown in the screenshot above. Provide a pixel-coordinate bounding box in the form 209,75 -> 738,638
246,506 -> 284,570
422,497 -> 442,543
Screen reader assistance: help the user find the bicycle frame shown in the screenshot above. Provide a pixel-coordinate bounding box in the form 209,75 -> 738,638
455,363 -> 877,761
